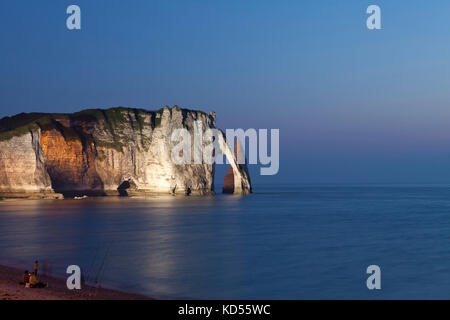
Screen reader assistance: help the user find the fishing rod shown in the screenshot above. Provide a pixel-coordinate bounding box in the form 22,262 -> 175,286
85,243 -> 100,286
93,241 -> 113,298
88,242 -> 109,297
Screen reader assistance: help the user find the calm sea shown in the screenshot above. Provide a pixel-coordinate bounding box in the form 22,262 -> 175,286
1,184 -> 450,299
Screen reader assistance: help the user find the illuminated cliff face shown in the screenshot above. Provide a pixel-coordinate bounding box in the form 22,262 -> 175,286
40,124 -> 104,195
0,106 -> 252,198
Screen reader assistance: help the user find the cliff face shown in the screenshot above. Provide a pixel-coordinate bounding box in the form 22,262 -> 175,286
0,128 -> 54,196
40,125 -> 103,194
0,106 -> 252,198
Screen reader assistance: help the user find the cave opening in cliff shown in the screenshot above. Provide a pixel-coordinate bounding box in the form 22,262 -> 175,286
213,164 -> 229,194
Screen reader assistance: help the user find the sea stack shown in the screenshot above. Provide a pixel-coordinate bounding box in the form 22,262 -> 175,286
223,167 -> 235,194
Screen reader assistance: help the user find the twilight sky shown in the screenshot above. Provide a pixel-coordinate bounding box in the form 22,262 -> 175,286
2,0 -> 450,184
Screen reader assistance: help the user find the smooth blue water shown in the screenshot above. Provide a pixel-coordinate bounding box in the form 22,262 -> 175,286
1,184 -> 450,299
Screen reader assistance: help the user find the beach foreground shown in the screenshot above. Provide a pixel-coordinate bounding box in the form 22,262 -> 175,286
0,265 -> 151,300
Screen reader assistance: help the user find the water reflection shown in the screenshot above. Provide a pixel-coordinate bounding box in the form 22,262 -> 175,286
3,186 -> 450,299
0,195 -> 247,298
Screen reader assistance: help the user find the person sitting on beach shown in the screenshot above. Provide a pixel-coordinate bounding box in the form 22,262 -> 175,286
19,270 -> 29,286
29,272 -> 37,287
27,271 -> 47,288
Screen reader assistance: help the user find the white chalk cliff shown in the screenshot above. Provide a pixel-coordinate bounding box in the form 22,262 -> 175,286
0,106 -> 252,198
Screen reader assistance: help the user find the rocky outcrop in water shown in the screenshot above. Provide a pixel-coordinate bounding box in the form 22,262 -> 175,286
0,106 -> 252,198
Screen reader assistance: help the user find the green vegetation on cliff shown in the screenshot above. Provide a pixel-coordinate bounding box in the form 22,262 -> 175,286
0,106 -> 210,152
0,113 -> 52,141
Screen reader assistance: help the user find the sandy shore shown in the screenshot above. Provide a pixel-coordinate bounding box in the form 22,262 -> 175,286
0,265 -> 152,300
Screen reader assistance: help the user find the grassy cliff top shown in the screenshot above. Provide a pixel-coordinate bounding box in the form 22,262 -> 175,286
0,106 -> 209,142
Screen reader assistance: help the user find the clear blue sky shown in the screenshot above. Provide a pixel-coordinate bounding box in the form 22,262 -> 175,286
2,0 -> 450,184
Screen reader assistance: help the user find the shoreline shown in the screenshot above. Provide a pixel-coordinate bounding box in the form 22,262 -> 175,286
0,264 -> 153,300
0,190 -> 220,200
